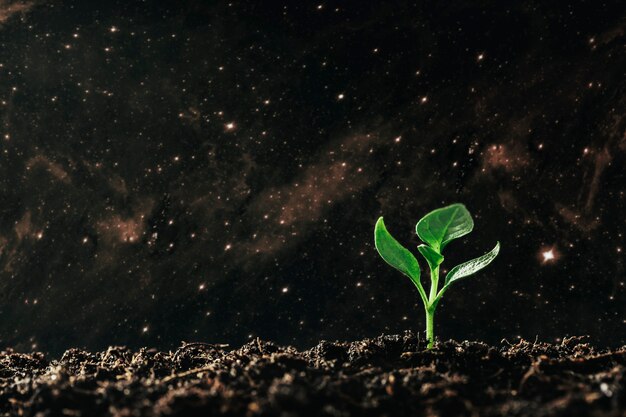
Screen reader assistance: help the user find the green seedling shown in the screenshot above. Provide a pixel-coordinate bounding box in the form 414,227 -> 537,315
374,203 -> 499,349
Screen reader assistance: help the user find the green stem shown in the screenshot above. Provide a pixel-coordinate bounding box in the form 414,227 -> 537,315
425,265 -> 440,349
428,266 -> 439,303
425,307 -> 435,349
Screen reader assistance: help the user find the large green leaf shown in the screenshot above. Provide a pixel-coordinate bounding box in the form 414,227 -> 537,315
417,244 -> 444,271
444,242 -> 500,287
416,203 -> 474,251
374,217 -> 421,285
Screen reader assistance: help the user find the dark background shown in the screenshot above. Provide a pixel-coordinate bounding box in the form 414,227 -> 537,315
0,0 -> 624,356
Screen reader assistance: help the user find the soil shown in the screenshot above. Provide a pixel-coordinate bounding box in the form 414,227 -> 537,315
0,333 -> 624,417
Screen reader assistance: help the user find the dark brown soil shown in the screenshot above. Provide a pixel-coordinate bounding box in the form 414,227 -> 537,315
0,333 -> 624,416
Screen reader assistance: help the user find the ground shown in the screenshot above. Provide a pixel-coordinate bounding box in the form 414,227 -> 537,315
1,333 -> 624,416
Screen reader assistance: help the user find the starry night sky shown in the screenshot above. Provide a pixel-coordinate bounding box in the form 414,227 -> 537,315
0,0 -> 624,355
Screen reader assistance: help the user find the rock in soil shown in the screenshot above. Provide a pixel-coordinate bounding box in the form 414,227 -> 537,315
0,332 -> 624,416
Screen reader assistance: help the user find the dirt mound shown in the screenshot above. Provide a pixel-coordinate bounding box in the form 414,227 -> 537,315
0,333 -> 624,416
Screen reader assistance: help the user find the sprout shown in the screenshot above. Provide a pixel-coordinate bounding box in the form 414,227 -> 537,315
374,203 -> 500,349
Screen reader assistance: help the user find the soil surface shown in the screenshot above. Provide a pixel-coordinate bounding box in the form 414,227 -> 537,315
0,333 -> 624,416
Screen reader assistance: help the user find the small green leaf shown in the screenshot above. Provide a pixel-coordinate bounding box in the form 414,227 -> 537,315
374,217 -> 421,285
417,244 -> 444,270
444,241 -> 500,287
416,203 -> 474,251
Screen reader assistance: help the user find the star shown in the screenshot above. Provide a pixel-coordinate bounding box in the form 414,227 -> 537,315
539,246 -> 560,264
542,249 -> 555,262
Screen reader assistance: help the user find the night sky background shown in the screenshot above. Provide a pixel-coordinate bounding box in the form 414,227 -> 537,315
0,0 -> 624,356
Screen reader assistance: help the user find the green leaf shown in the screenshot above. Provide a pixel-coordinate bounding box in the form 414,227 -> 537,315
444,242 -> 500,287
416,203 -> 474,251
417,244 -> 444,270
374,217 -> 421,285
